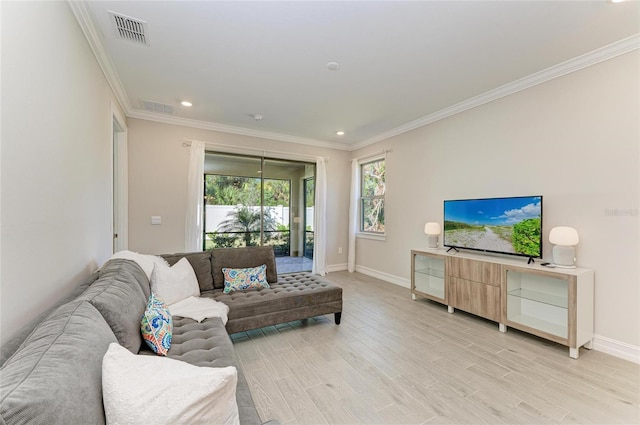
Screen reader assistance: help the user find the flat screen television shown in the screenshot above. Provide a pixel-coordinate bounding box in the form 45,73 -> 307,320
443,195 -> 543,259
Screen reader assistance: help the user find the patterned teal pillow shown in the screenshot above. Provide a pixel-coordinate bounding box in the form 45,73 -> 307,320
140,293 -> 172,356
222,264 -> 269,294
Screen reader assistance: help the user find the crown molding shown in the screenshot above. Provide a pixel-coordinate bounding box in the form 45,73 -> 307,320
127,110 -> 350,151
351,33 -> 640,151
67,0 -> 133,115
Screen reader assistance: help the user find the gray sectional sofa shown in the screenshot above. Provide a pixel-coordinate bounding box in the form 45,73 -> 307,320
0,246 -> 342,425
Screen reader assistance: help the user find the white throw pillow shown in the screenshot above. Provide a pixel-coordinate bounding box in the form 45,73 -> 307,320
150,258 -> 200,305
110,250 -> 168,281
102,343 -> 239,425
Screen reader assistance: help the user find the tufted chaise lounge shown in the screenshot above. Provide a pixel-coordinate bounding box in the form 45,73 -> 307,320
162,246 -> 343,335
208,272 -> 342,334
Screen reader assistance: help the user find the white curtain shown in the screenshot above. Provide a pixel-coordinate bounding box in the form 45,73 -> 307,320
312,157 -> 327,276
184,141 -> 204,252
348,159 -> 360,272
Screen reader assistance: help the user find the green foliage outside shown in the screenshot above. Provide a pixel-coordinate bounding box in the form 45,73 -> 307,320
512,217 -> 541,256
205,175 -> 290,207
361,160 -> 385,232
205,233 -> 237,250
305,178 -> 315,208
362,161 -> 385,197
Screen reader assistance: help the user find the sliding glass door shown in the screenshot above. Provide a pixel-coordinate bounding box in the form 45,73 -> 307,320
303,177 -> 315,259
203,152 -> 314,269
204,154 -> 262,249
262,158 -> 293,256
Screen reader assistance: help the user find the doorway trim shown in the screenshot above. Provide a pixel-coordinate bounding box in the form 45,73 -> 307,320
111,101 -> 128,253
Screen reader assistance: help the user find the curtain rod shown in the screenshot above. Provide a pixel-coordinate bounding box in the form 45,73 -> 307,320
352,149 -> 392,163
182,139 -> 328,162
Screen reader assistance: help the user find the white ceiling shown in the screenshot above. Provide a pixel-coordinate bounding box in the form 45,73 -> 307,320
78,1 -> 640,150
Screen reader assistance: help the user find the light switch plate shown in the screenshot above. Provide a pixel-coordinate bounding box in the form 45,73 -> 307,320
151,216 -> 161,225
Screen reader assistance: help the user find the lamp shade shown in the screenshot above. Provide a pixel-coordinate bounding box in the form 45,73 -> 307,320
424,222 -> 441,235
549,226 -> 579,246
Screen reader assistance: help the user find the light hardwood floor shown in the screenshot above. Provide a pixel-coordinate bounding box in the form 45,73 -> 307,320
230,271 -> 640,425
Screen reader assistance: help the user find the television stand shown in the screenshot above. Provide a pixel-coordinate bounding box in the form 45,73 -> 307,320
446,246 -> 459,253
527,257 -> 535,264
410,249 -> 594,359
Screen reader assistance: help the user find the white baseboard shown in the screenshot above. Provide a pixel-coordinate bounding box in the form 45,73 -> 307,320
354,265 -> 410,288
326,263 -> 347,273
592,334 -> 640,364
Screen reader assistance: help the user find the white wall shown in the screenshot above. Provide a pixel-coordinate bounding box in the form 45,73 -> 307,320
127,118 -> 350,268
352,51 -> 640,350
0,2 -> 123,343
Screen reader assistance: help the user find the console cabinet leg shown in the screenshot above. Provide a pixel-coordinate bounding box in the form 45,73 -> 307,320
584,339 -> 593,350
499,323 -> 507,333
570,347 -> 579,359
334,312 -> 342,325
412,293 -> 417,300
447,306 -> 454,314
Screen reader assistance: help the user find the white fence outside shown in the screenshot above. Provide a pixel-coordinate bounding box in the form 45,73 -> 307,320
205,205 -> 314,233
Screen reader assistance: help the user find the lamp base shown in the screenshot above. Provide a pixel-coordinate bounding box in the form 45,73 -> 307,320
425,235 -> 438,249
552,245 -> 576,268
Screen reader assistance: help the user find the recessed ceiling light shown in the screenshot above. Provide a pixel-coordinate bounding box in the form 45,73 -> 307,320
327,62 -> 340,71
336,131 -> 345,136
181,101 -> 192,107
609,0 -> 624,3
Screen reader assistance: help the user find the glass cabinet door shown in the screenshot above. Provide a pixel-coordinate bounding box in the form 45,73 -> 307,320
506,269 -> 569,339
413,253 -> 446,301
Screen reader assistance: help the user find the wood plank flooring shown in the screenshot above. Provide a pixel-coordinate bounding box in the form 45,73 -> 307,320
230,271 -> 640,425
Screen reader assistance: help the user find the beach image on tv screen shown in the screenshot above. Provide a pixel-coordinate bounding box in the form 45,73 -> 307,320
444,196 -> 542,257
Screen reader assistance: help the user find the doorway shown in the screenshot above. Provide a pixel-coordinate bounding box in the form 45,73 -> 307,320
111,103 -> 127,253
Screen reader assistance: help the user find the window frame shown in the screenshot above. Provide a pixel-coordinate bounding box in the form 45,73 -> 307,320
358,156 -> 386,239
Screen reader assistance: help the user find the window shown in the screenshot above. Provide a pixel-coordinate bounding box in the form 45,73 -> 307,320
360,158 -> 385,233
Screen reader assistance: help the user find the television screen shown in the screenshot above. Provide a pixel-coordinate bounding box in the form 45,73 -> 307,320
444,195 -> 543,258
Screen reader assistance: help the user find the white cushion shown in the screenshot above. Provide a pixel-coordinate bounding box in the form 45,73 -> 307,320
110,250 -> 168,281
150,257 -> 200,305
102,343 -> 239,425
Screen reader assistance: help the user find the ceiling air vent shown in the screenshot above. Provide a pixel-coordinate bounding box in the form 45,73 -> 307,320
142,100 -> 174,115
108,11 -> 149,46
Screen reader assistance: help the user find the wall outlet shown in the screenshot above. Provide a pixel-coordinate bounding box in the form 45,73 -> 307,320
151,216 -> 161,225
338,247 -> 343,254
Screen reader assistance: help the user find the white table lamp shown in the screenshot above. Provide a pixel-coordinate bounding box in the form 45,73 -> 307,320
549,226 -> 579,268
424,222 -> 441,249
